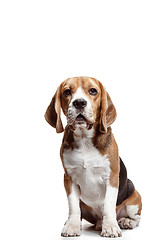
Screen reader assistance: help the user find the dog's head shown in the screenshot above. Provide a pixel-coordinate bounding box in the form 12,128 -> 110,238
45,77 -> 116,133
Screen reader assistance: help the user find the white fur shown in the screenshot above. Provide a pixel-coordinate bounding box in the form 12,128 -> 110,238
70,87 -> 88,102
61,184 -> 81,237
126,204 -> 139,219
63,127 -> 111,212
68,184 -> 80,217
101,218 -> 122,237
103,185 -> 118,219
61,218 -> 81,237
118,216 -> 140,229
101,186 -> 122,237
67,87 -> 94,125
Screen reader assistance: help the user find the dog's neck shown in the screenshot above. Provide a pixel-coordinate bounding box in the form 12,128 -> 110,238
68,121 -> 94,137
63,122 -> 111,152
73,124 -> 95,139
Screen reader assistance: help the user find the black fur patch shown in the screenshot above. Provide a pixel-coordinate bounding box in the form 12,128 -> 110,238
116,157 -> 135,205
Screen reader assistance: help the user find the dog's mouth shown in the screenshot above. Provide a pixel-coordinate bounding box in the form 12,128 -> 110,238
75,113 -> 87,123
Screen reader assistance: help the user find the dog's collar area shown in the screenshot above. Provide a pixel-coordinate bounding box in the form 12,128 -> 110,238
69,123 -> 94,138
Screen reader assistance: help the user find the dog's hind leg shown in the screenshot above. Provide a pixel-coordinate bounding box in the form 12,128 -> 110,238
80,200 -> 97,225
117,189 -> 142,229
80,201 -> 103,231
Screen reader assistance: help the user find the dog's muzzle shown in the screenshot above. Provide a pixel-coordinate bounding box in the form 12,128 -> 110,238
67,97 -> 94,130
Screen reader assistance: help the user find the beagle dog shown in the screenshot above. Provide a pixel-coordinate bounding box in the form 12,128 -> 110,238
45,77 -> 142,238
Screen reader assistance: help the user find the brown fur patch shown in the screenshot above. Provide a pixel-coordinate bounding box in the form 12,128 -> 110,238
60,78 -> 81,115
62,126 -> 74,150
92,125 -> 120,188
64,173 -> 72,195
60,125 -> 74,175
45,84 -> 64,133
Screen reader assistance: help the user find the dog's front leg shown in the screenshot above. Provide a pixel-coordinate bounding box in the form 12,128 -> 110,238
61,174 -> 81,237
101,184 -> 122,238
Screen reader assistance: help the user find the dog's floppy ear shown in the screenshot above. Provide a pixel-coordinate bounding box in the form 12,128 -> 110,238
99,83 -> 117,133
45,86 -> 64,133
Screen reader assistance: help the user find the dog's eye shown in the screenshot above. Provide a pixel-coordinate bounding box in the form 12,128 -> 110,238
89,88 -> 98,95
64,89 -> 72,97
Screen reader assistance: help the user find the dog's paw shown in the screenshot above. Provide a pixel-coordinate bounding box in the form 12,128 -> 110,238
118,217 -> 139,229
101,218 -> 122,238
101,225 -> 122,238
61,218 -> 81,237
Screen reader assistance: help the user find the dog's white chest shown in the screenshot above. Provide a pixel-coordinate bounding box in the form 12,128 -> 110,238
63,136 -> 111,206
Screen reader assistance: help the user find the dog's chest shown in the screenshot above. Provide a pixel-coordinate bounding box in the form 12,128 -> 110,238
63,136 -> 111,205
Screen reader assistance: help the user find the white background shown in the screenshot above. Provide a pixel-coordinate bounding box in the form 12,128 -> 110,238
0,0 -> 162,239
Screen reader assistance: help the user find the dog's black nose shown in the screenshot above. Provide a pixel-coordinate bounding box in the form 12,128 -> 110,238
73,99 -> 87,109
